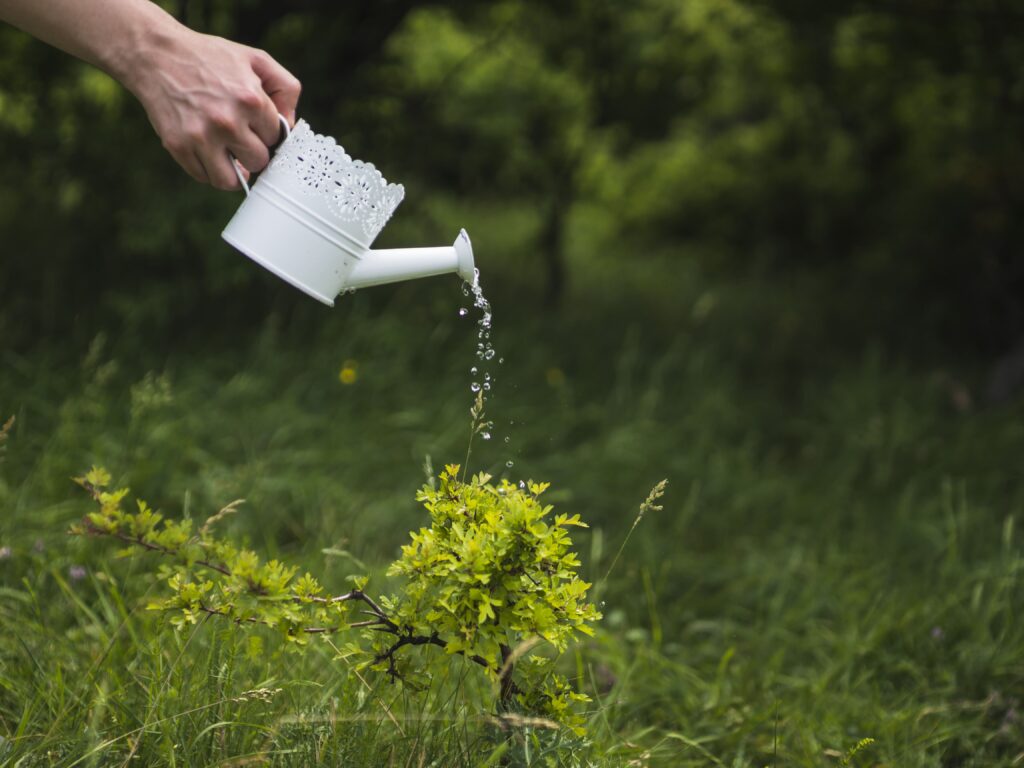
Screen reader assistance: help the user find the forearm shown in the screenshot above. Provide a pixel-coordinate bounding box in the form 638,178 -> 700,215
0,0 -> 181,94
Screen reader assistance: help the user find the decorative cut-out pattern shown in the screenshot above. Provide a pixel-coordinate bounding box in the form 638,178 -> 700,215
269,121 -> 405,242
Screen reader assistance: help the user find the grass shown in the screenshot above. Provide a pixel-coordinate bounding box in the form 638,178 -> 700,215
2,225 -> 1024,765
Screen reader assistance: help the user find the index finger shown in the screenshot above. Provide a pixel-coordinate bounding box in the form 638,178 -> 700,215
251,50 -> 301,126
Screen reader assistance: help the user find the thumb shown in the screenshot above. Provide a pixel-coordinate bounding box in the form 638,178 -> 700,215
251,50 -> 301,125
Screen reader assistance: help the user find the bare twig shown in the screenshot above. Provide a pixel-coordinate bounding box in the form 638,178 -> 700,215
373,631 -> 501,689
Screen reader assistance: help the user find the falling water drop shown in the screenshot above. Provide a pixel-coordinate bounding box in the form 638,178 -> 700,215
481,431 -> 491,441
470,382 -> 481,393
506,460 -> 514,468
458,308 -> 468,317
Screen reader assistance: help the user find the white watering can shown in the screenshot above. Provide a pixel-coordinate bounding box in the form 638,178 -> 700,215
222,117 -> 475,306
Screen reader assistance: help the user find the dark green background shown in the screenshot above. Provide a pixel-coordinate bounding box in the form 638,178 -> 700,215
3,0 -> 1024,362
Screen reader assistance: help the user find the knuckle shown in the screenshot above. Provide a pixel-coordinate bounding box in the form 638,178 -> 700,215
184,123 -> 207,145
208,109 -> 234,132
212,173 -> 237,191
161,136 -> 185,155
248,145 -> 270,171
237,87 -> 265,111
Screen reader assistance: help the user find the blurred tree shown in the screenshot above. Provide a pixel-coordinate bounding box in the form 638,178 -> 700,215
3,0 -> 1024,360
371,4 -> 595,305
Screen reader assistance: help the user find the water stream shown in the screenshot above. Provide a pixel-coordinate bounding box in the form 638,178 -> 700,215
461,269 -> 513,467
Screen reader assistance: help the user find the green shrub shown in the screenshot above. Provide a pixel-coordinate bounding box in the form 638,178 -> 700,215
71,464 -> 601,733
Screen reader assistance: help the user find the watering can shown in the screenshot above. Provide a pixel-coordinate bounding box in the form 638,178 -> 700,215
222,117 -> 475,306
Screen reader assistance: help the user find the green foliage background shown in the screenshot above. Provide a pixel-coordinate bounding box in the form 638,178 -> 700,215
3,0 -> 1024,351
3,1 -> 1024,765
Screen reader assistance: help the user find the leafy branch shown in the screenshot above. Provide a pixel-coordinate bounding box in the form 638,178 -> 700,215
70,464 -> 600,728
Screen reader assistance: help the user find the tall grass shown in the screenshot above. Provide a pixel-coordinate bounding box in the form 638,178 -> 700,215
2,243 -> 1024,765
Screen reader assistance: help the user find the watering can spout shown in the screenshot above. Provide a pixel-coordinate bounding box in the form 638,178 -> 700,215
346,229 -> 476,291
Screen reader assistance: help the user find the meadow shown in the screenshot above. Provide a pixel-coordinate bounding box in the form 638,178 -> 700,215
2,213 -> 1023,766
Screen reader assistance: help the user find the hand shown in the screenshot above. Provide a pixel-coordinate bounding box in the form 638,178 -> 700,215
125,26 -> 301,190
0,0 -> 300,189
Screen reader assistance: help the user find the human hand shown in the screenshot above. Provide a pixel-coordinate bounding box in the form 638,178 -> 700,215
123,26 -> 301,190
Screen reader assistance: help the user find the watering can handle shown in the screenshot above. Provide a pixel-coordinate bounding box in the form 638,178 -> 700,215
230,114 -> 291,196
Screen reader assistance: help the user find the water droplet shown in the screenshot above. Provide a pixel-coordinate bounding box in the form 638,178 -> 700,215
498,357 -> 504,364
504,436 -> 510,443
481,432 -> 491,440
506,460 -> 514,468
518,481 -> 527,489
462,269 -> 502,410
458,308 -> 468,317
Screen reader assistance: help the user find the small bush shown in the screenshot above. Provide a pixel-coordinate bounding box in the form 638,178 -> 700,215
72,464 -> 601,732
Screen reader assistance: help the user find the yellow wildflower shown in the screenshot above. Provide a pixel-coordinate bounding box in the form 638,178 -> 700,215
545,367 -> 565,388
339,360 -> 358,385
